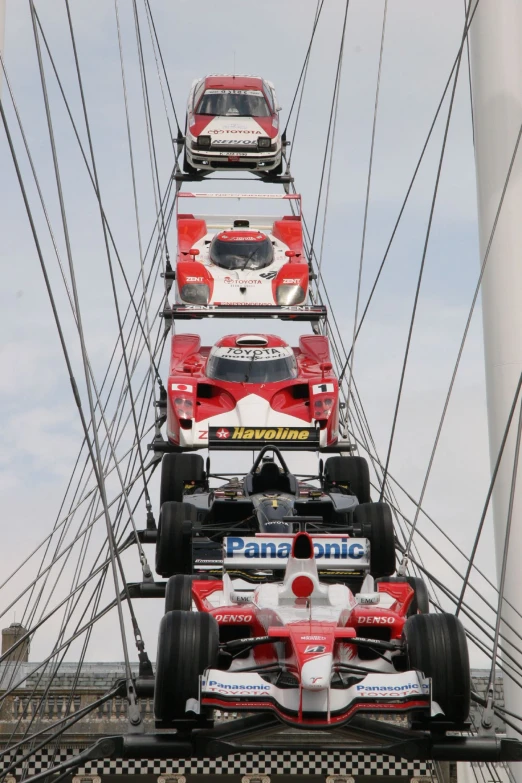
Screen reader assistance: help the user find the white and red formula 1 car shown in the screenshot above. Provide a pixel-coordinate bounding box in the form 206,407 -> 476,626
184,74 -> 283,175
165,332 -> 341,451
173,194 -> 309,312
154,531 -> 471,729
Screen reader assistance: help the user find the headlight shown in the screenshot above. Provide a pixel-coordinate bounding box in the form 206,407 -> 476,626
258,136 -> 271,149
180,283 -> 209,304
276,284 -> 305,305
198,135 -> 211,148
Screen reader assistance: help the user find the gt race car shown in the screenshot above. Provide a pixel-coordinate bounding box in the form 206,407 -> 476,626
184,74 -> 283,175
154,531 -> 471,729
165,332 -> 342,451
155,447 -> 396,582
173,193 -> 311,312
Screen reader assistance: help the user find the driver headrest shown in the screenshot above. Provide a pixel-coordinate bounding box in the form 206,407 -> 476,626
259,462 -> 280,478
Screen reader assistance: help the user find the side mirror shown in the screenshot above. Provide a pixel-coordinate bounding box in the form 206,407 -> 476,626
189,248 -> 200,258
285,250 -> 296,258
320,361 -> 333,376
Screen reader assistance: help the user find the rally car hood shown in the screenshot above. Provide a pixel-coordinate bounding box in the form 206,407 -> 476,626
175,393 -> 326,450
191,114 -> 277,143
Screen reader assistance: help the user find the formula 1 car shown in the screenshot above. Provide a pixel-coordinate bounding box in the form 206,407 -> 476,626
184,75 -> 283,175
154,531 -> 471,729
174,192 -> 309,310
165,333 -> 341,452
155,447 -> 396,581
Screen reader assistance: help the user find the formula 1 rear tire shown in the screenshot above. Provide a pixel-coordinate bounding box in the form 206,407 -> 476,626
324,456 -> 371,503
160,453 -> 205,506
155,501 -> 197,577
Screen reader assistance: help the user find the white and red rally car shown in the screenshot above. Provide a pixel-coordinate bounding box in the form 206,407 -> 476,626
184,74 -> 283,175
154,531 -> 471,728
166,333 -> 340,451
174,193 -> 308,310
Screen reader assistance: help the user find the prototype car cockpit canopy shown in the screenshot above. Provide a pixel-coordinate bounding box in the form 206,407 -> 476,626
209,230 -> 274,271
206,335 -> 298,384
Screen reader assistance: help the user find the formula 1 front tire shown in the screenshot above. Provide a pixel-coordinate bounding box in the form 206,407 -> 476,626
324,456 -> 371,503
352,501 -> 395,577
154,610 -> 219,722
403,612 -> 470,724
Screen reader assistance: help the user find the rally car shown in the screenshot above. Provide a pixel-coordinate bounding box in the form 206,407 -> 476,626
154,531 -> 471,729
165,333 -> 341,452
184,74 -> 283,175
155,447 -> 396,581
174,192 -> 308,309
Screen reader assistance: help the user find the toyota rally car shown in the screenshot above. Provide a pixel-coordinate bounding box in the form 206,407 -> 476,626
164,333 -> 341,451
154,531 -> 471,729
184,74 -> 283,175
155,447 -> 395,582
174,192 -> 309,309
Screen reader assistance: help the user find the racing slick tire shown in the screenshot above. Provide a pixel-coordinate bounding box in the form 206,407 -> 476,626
156,501 -> 197,577
160,453 -> 205,506
378,576 -> 430,615
403,612 -> 470,724
165,575 -> 194,612
324,456 -> 371,503
164,574 -> 218,612
154,610 -> 219,722
353,502 -> 395,578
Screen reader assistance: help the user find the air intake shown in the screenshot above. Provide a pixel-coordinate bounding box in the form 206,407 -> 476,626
235,336 -> 269,347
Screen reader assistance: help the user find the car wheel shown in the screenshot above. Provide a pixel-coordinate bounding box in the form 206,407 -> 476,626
324,456 -> 371,503
403,613 -> 470,723
183,151 -> 198,176
353,501 -> 395,578
272,158 -> 283,176
160,453 -> 205,507
154,610 -> 219,722
165,574 -> 194,612
378,576 -> 430,615
155,501 -> 197,577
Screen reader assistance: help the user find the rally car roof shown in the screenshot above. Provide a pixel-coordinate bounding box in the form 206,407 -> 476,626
203,75 -> 265,91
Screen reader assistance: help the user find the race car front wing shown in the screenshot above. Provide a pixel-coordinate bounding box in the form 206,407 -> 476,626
199,668 -> 432,727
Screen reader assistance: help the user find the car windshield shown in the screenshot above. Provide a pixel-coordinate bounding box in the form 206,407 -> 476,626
206,348 -> 298,384
210,235 -> 274,270
197,90 -> 270,117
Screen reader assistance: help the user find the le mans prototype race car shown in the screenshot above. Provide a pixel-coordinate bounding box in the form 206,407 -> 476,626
154,530 -> 471,729
184,74 -> 283,175
155,447 -> 395,582
165,332 -> 341,451
174,193 -> 309,310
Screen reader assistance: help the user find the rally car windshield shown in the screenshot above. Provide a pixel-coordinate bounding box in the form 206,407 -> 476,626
210,236 -> 274,270
197,91 -> 271,117
206,354 -> 298,384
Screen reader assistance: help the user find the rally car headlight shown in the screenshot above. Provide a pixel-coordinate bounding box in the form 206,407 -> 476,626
258,136 -> 271,149
180,283 -> 209,304
276,284 -> 305,306
198,135 -> 211,148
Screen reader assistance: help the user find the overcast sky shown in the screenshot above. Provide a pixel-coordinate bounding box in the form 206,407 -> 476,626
0,0 -> 498,668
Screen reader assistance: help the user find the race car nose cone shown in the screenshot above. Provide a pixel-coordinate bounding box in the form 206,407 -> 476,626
301,654 -> 332,691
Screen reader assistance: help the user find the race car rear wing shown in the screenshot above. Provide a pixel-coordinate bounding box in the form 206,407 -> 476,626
161,303 -> 327,322
223,534 -> 370,572
177,191 -> 302,215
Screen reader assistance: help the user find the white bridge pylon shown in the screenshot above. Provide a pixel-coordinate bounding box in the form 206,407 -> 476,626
470,0 -> 522,763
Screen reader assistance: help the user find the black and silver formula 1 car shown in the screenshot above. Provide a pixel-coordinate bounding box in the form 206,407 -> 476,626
155,446 -> 396,583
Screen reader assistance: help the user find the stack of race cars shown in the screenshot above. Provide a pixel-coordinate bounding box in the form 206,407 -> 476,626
152,75 -> 471,732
